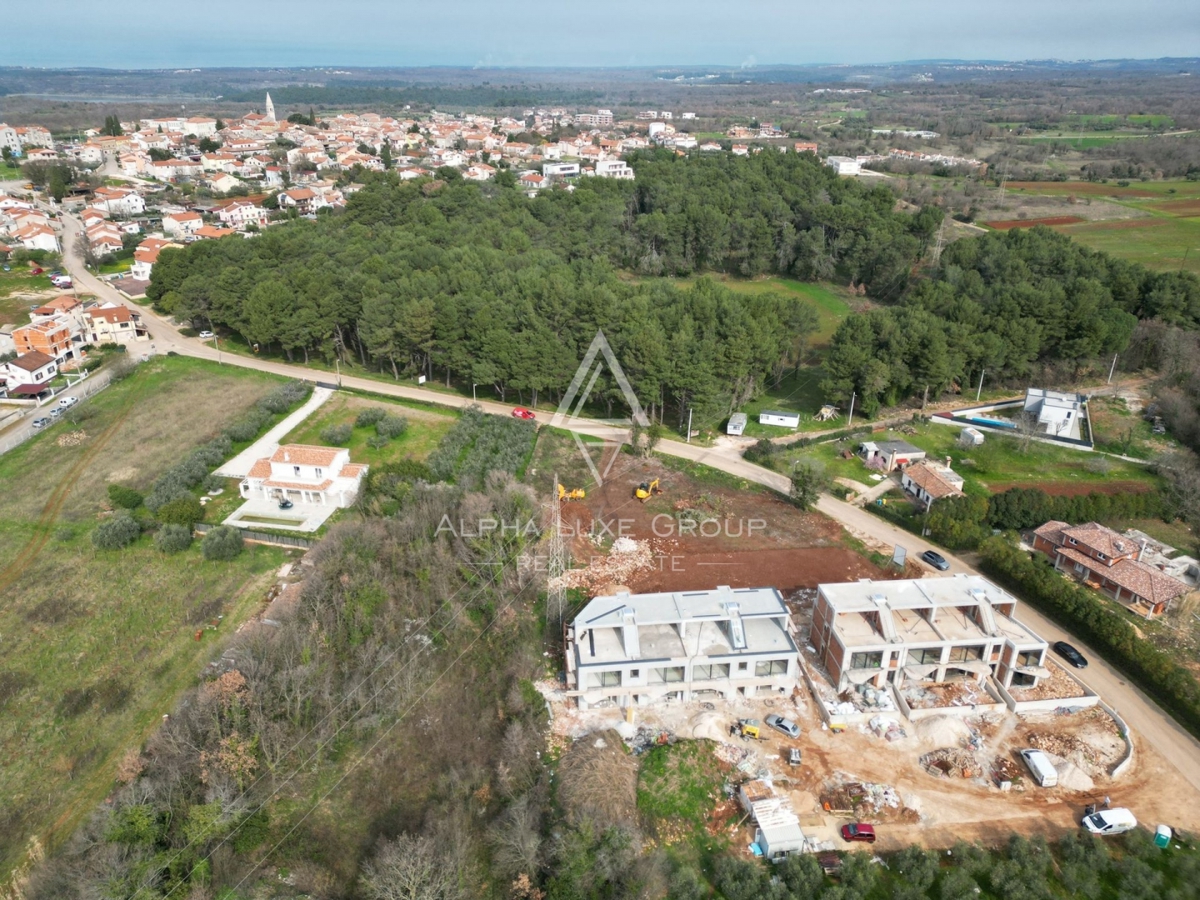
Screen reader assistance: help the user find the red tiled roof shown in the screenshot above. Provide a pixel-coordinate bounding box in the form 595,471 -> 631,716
247,458 -> 272,479
1054,546 -> 1191,606
270,444 -> 342,466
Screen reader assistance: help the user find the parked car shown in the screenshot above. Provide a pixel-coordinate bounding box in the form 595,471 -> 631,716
30,267 -> 44,275
197,330 -> 214,339
57,396 -> 78,408
1019,749 -> 1059,787
920,549 -> 951,571
1082,808 -> 1137,836
787,747 -> 802,767
841,823 -> 876,843
31,417 -> 50,429
765,714 -> 800,739
511,407 -> 536,420
48,407 -> 63,418
278,498 -> 294,510
1053,641 -> 1088,669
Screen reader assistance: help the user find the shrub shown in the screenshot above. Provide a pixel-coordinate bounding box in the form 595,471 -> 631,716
202,525 -> 244,561
320,423 -> 353,445
366,434 -> 390,450
107,483 -> 143,510
156,494 -> 205,528
258,380 -> 310,414
92,513 -> 141,550
202,474 -> 225,493
789,459 -> 828,509
375,415 -> 408,440
355,407 -> 386,428
225,409 -> 269,442
154,524 -> 193,553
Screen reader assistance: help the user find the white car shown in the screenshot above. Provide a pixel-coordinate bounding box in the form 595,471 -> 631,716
197,330 -> 214,339
58,396 -> 79,408
1083,808 -> 1137,835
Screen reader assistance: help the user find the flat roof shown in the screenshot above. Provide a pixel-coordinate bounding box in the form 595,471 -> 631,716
575,586 -> 786,630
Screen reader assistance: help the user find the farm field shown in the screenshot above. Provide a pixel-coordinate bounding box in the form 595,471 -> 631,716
279,391 -> 458,468
0,356 -> 295,876
1056,216 -> 1200,275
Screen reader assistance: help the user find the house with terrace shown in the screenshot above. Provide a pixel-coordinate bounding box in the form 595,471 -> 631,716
1032,521 -> 1193,618
239,443 -> 367,508
566,586 -> 799,710
811,575 -> 1050,694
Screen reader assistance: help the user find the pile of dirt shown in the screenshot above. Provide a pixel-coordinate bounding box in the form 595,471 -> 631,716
56,431 -> 87,447
820,778 -> 918,822
920,748 -> 982,778
557,729 -> 639,829
915,715 -> 973,748
1050,755 -> 1096,792
1028,732 -> 1100,768
550,537 -> 655,593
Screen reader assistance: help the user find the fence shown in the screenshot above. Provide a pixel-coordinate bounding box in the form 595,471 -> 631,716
194,522 -> 314,550
0,371 -> 114,456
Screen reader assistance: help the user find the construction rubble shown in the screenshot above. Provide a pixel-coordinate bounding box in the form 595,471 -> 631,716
920,748 -> 982,779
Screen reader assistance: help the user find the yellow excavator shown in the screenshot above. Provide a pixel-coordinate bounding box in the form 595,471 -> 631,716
557,483 -> 586,502
634,478 -> 663,502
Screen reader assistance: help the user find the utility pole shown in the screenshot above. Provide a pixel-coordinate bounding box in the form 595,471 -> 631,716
847,391 -> 856,427
472,383 -> 478,402
976,369 -> 985,402
686,407 -> 693,443
215,334 -> 221,366
335,357 -> 342,388
546,471 -> 567,629
931,219 -> 946,268
1107,354 -> 1118,384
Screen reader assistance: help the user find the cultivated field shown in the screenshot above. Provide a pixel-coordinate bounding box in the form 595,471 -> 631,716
0,356 -> 295,876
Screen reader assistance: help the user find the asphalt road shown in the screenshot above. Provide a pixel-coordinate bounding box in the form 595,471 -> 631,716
45,199 -> 1200,797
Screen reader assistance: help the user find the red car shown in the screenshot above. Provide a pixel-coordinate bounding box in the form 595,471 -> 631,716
30,267 -> 44,275
511,407 -> 536,420
841,823 -> 876,843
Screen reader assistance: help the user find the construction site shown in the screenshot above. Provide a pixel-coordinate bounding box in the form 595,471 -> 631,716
536,442 -> 1200,854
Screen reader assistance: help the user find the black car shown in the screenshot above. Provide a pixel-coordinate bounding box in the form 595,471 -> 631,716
278,498 -> 294,510
1053,641 -> 1088,669
920,549 -> 951,571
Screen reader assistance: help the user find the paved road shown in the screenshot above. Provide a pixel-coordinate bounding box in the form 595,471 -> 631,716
50,204 -> 1200,794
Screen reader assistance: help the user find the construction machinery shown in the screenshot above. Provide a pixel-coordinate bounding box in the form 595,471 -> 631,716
557,483 -> 586,502
634,478 -> 663,502
735,718 -> 765,741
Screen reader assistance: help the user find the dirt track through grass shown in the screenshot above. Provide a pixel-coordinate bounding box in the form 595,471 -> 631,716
0,383 -> 140,595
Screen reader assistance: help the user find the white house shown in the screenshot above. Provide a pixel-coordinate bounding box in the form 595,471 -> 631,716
92,187 -> 146,217
592,159 -> 635,180
900,458 -> 965,510
14,223 -> 60,254
826,156 -> 861,175
162,210 -> 204,237
240,444 -> 368,508
566,586 -> 799,710
216,200 -> 270,229
5,350 -> 58,391
1024,388 -> 1086,439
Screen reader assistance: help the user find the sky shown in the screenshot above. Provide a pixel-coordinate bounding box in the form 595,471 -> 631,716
3,0 -> 1199,69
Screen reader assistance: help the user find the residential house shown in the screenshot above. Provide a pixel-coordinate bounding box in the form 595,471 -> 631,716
462,164 -> 496,181
194,225 -> 236,240
14,126 -> 52,149
14,223 -> 60,254
239,444 -> 368,508
1023,388 -> 1086,439
216,199 -> 269,230
565,585 -> 799,710
811,574 -> 1050,693
518,171 -> 545,192
277,187 -> 318,213
130,237 -> 183,281
149,158 -> 203,182
183,116 -> 218,137
592,159 -> 635,180
1032,521 -> 1192,618
859,440 -> 926,473
794,142 -> 819,153
900,458 -> 964,510
83,303 -> 147,345
92,186 -> 146,217
826,156 -> 861,175
162,210 -> 204,237
4,350 -> 58,392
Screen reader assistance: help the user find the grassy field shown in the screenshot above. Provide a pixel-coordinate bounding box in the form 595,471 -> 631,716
280,392 -> 457,467
1056,217 -> 1200,275
0,356 -> 298,876
0,162 -> 23,180
0,267 -> 54,326
676,276 -> 854,347
636,740 -> 727,847
773,421 -> 1163,494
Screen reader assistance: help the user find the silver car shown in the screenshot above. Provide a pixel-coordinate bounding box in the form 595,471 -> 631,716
765,714 -> 800,739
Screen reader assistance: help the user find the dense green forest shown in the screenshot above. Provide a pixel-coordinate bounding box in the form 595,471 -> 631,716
821,227 -> 1200,416
149,151 -> 1200,425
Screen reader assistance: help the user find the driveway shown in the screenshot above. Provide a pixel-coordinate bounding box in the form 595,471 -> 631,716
214,386 -> 333,478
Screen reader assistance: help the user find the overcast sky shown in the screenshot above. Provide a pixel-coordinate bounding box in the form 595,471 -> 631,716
5,0 -> 1199,69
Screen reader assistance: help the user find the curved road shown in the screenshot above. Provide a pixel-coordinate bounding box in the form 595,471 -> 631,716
50,204 -> 1200,800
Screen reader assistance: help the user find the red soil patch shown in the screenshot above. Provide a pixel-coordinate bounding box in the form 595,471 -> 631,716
987,480 -> 1153,497
1006,181 -> 1158,198
1057,218 -> 1170,231
1154,199 -> 1200,217
626,547 -> 898,594
986,216 -> 1086,230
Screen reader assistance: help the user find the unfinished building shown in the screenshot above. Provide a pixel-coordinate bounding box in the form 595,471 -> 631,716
565,586 -> 799,710
811,575 -> 1049,693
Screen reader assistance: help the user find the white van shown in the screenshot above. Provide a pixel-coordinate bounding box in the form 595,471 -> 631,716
1083,808 -> 1137,836
1019,749 -> 1058,788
